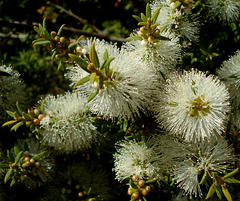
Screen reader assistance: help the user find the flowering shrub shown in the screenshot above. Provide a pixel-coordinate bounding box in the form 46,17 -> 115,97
1,0 -> 240,200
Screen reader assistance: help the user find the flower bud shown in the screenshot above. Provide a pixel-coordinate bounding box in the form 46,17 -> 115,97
34,109 -> 40,116
87,63 -> 96,71
145,186 -> 151,192
35,162 -> 40,168
132,191 -> 140,199
60,37 -> 66,44
138,180 -> 145,187
141,189 -> 148,196
33,119 -> 40,125
54,36 -> 60,42
78,192 -> 83,197
26,121 -> 32,127
22,161 -> 31,168
127,187 -> 134,195
148,36 -> 154,42
132,175 -> 138,182
38,114 -> 44,120
30,158 -> 35,164
57,42 -> 62,48
51,31 -> 57,38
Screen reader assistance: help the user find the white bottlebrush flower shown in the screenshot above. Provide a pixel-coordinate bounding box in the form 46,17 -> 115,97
46,160 -> 112,201
39,92 -> 98,153
153,135 -> 237,198
154,69 -> 230,142
0,64 -> 27,120
207,0 -> 240,22
67,38 -> 159,120
123,33 -> 181,77
113,139 -> 161,182
217,50 -> 240,128
151,0 -> 200,42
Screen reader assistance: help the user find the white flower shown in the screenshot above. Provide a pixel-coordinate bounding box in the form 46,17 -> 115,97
113,139 -> 161,182
151,0 -> 200,42
0,64 -> 27,120
154,69 -> 230,142
217,50 -> 240,128
123,34 -> 181,77
39,92 -> 98,153
207,0 -> 240,22
67,38 -> 159,120
153,135 -> 237,198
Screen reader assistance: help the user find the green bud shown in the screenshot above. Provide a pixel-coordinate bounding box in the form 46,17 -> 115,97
50,31 -> 57,38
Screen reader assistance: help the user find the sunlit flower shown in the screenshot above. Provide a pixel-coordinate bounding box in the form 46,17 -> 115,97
154,69 -> 230,142
67,38 -> 159,120
46,160 -> 112,201
217,50 -> 240,128
113,139 -> 161,182
123,33 -> 181,77
39,92 -> 98,153
151,0 -> 200,42
0,64 -> 27,121
153,135 -> 237,198
207,0 -> 240,22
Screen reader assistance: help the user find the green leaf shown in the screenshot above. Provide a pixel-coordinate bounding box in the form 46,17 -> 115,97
16,101 -> 23,115
87,89 -> 99,102
32,151 -> 46,161
98,76 -> 104,88
221,186 -> 233,201
0,163 -> 10,168
58,60 -> 64,70
10,121 -> 24,132
7,150 -> 14,163
223,168 -> 239,179
44,29 -> 51,40
73,75 -> 90,88
14,151 -> 23,164
138,22 -> 148,26
68,42 -> 78,49
39,23 -> 44,32
0,152 -> 11,163
126,36 -> 142,41
2,120 -> 17,127
40,99 -> 46,114
151,8 -> 161,24
33,40 -> 51,46
205,182 -> 217,200
57,24 -> 66,36
68,54 -> 91,73
224,178 -> 240,184
150,23 -> 160,28
22,112 -> 31,120
216,185 -> 222,200
145,177 -> 159,184
33,26 -> 42,34
146,3 -> 151,19
43,17 -> 47,30
4,169 -> 13,184
10,177 -> 17,187
103,49 -> 109,61
130,179 -> 138,189
13,146 -> 20,156
77,35 -> 84,43
132,15 -> 144,22
6,110 -> 15,118
153,35 -> 170,41
199,171 -> 208,185
90,72 -> 97,84
103,57 -> 115,75
87,187 -> 92,195
32,38 -> 48,44
141,13 -> 146,21
90,41 -> 100,68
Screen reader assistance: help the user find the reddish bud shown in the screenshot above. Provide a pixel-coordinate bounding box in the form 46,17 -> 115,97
54,36 -> 60,42
145,186 -> 151,192
38,114 -> 44,120
50,31 -> 57,38
35,162 -> 40,168
34,109 -> 40,115
56,42 -> 62,48
60,37 -> 66,44
33,119 -> 40,125
30,158 -> 35,164
138,180 -> 145,187
141,189 -> 148,196
78,192 -> 83,197
132,175 -> 138,182
132,191 -> 139,199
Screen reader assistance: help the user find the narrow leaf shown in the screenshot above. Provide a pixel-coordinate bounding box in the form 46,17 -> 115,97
151,8 -> 161,24
146,3 -> 151,19
73,75 -> 90,88
2,120 -> 17,127
33,40 -> 51,46
10,177 -> 17,187
13,146 -> 20,156
33,26 -> 42,34
90,72 -> 97,84
39,23 -> 44,32
153,35 -> 170,41
57,24 -> 66,36
68,42 -> 78,49
68,54 -> 91,73
104,57 -> 115,75
132,15 -> 144,22
32,38 -> 48,44
77,35 -> 84,42
126,36 -> 142,41
10,121 -> 24,132
40,99 -> 46,114
0,163 -> 10,168
103,49 -> 109,61
44,29 -> 51,40
87,89 -> 99,102
90,41 -> 100,68
221,186 -> 233,201
224,178 -> 240,184
223,168 -> 239,179
32,151 -> 46,161
145,177 -> 159,184
16,101 -> 23,115
43,17 -> 47,30
0,152 -> 11,163
22,112 -> 31,120
138,22 -> 148,26
205,182 -> 217,200
4,169 -> 13,184
58,60 -> 63,70
6,110 -> 15,118
141,13 -> 146,21
14,151 -> 23,164
199,171 -> 208,185
7,150 -> 14,163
